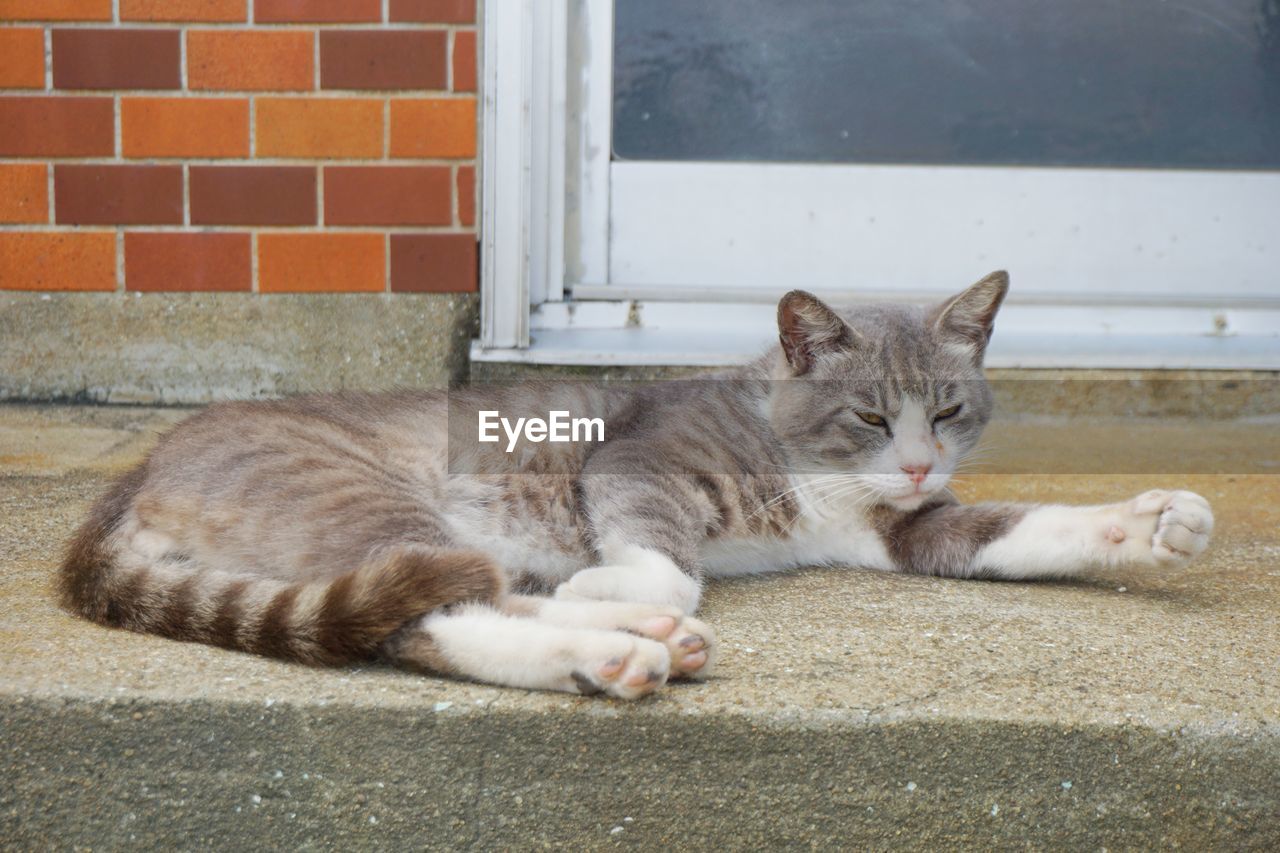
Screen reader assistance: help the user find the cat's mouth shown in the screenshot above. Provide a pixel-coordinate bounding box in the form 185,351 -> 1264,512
883,479 -> 949,510
885,491 -> 932,511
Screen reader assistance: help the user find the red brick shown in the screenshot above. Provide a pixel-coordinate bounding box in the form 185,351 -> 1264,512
452,30 -> 476,92
190,166 -> 316,225
0,29 -> 46,89
255,0 -> 380,22
187,30 -> 313,92
324,166 -> 450,226
390,98 -> 475,158
123,98 -> 249,158
0,164 -> 48,224
126,233 -> 251,292
0,97 -> 114,157
256,97 -> 383,158
456,165 -> 474,227
321,31 -> 446,91
0,232 -> 116,291
0,0 -> 111,21
258,233 -> 384,293
121,0 -> 245,21
390,234 -> 475,293
52,29 -> 181,90
389,0 -> 474,23
55,165 -> 183,225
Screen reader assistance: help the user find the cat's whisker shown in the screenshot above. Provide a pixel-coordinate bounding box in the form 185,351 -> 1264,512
742,474 -> 850,524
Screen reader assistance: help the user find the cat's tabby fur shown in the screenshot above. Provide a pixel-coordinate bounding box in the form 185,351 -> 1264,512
60,272 -> 1214,698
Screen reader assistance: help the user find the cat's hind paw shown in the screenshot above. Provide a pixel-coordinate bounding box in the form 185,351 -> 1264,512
1128,489 -> 1214,568
532,598 -> 718,681
571,634 -> 670,700
630,612 -> 718,681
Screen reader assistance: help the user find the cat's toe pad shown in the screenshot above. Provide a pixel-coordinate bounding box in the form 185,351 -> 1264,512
572,635 -> 670,700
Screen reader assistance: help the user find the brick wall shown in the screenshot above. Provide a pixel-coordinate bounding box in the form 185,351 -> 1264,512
0,0 -> 479,295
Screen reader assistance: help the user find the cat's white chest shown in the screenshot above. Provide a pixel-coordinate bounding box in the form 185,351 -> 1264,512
699,512 -> 893,578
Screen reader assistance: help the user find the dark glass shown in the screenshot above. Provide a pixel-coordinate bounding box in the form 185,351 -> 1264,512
613,0 -> 1280,169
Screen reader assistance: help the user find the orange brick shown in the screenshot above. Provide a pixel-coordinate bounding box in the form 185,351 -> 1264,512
0,29 -> 46,89
0,0 -> 111,21
0,164 -> 48,224
257,98 -> 383,158
122,0 -> 246,22
390,98 -> 475,158
0,232 -> 115,291
188,30 -> 313,92
452,30 -> 476,92
258,233 -> 384,292
123,98 -> 249,158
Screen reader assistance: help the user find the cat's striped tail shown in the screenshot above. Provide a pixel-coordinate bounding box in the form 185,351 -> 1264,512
58,466 -> 504,666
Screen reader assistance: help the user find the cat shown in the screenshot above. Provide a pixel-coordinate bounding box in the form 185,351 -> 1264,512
59,271 -> 1214,699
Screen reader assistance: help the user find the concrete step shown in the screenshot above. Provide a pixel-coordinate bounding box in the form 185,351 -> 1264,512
1,404 -> 1277,848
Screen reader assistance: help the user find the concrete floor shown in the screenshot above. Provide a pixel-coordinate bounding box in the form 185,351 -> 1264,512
1,403 -> 1277,849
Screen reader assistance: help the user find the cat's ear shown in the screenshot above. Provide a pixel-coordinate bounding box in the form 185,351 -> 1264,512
777,290 -> 856,374
930,270 -> 1009,363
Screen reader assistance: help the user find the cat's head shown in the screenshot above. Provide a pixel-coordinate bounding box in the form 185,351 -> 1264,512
767,271 -> 1008,511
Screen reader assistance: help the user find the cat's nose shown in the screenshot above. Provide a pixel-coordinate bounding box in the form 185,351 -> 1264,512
900,464 -> 932,486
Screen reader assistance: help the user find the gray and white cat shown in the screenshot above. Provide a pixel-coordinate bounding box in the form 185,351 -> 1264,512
60,272 -> 1214,699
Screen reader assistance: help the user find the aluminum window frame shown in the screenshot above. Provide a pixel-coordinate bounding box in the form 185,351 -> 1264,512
477,1 -> 1280,368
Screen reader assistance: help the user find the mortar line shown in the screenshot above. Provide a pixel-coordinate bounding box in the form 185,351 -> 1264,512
0,89 -> 471,100
43,27 -> 52,91
446,28 -> 454,92
115,229 -> 124,293
0,223 -> 465,234
314,28 -> 321,91
0,156 -> 470,167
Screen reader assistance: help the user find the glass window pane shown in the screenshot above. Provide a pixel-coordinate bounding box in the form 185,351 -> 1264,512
613,0 -> 1280,169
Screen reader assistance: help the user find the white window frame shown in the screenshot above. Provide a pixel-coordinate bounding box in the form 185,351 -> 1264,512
477,2 -> 1280,368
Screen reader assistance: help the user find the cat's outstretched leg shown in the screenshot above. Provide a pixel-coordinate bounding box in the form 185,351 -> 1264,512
978,489 -> 1213,578
878,489 -> 1214,579
380,604 -> 670,699
503,595 -> 717,680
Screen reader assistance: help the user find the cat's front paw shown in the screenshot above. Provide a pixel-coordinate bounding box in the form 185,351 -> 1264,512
1123,489 -> 1214,568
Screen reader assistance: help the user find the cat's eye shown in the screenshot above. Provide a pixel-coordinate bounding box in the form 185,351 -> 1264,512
856,411 -> 886,426
934,404 -> 962,421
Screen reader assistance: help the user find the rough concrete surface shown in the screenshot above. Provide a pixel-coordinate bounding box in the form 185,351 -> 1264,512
0,292 -> 478,404
1,404 -> 1277,849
